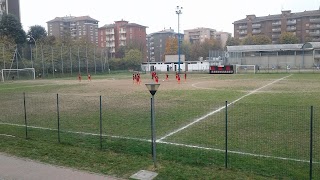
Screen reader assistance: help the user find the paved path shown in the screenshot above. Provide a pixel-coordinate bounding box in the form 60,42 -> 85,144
0,153 -> 123,180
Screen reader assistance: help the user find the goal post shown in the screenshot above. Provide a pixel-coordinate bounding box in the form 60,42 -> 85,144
1,68 -> 35,82
235,65 -> 257,74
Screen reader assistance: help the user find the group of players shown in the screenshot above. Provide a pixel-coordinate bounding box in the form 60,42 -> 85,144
133,71 -> 188,84
77,73 -> 91,82
76,71 -> 187,84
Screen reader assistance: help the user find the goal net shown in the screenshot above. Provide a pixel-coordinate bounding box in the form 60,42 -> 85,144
235,65 -> 257,74
1,68 -> 35,82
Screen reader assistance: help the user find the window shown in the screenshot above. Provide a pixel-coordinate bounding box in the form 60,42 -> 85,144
90,26 -> 93,30
78,26 -> 81,29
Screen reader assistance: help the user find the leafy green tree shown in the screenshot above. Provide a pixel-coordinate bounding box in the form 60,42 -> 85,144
242,35 -> 255,45
0,36 -> 16,69
27,25 -> 47,44
279,32 -> 299,44
0,14 -> 26,44
123,49 -> 142,70
190,41 -> 202,60
116,45 -> 126,58
253,35 -> 272,45
226,36 -> 240,47
181,41 -> 191,61
165,37 -> 178,55
200,39 -> 214,58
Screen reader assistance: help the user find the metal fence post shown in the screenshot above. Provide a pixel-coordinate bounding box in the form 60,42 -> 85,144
225,101 -> 228,169
100,95 -> 102,150
23,92 -> 28,139
57,94 -> 60,143
310,106 -> 313,180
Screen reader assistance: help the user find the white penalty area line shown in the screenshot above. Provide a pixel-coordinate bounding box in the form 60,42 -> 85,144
158,74 -> 293,141
1,122 -> 318,164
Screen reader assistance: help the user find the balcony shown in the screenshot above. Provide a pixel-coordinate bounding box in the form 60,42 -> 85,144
287,19 -> 296,25
272,21 -> 281,26
239,25 -> 247,29
309,31 -> 320,36
272,28 -> 281,32
190,36 -> 200,39
309,24 -> 320,29
239,30 -> 247,35
286,27 -> 296,32
310,18 -> 320,23
106,31 -> 114,35
252,24 -> 261,28
120,36 -> 126,40
119,29 -> 126,34
272,34 -> 280,39
252,30 -> 261,34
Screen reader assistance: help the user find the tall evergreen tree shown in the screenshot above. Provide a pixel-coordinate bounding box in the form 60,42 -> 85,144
0,14 -> 26,44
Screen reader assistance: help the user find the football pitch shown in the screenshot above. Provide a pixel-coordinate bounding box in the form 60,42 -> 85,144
0,72 -> 319,179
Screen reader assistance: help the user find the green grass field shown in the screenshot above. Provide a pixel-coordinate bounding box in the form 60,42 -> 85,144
0,72 -> 319,179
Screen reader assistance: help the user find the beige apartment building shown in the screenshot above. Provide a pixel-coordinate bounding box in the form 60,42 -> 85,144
234,9 -> 320,43
215,31 -> 231,47
184,27 -> 217,43
47,16 -> 99,45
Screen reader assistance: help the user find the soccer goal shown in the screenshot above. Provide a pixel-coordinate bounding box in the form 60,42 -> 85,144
1,68 -> 35,82
235,65 -> 257,74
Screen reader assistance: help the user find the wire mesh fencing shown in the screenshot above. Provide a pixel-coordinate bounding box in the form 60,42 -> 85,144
0,94 -> 319,179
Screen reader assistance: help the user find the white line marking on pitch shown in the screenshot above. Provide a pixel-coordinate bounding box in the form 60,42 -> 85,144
0,122 -> 149,142
0,134 -> 16,137
158,75 -> 293,141
2,121 -> 318,164
160,141 -> 320,164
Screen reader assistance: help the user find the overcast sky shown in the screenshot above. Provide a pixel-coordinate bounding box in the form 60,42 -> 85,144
20,0 -> 319,35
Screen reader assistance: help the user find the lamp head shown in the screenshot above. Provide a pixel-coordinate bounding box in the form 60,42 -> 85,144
145,83 -> 160,96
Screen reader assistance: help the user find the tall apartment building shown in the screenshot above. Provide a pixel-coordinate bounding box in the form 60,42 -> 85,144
47,16 -> 99,45
234,9 -> 320,43
215,31 -> 232,47
184,27 -> 217,43
98,20 -> 147,59
0,0 -> 20,21
146,28 -> 183,62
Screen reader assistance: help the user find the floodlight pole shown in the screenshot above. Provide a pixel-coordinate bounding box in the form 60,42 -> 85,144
28,35 -> 37,69
176,6 -> 183,74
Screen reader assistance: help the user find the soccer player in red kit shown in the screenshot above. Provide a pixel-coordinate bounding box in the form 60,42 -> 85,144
88,73 -> 91,81
155,75 -> 159,83
78,73 -> 82,82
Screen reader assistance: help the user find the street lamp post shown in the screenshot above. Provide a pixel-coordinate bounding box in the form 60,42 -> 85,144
145,83 -> 160,168
28,35 -> 37,69
176,6 -> 183,74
